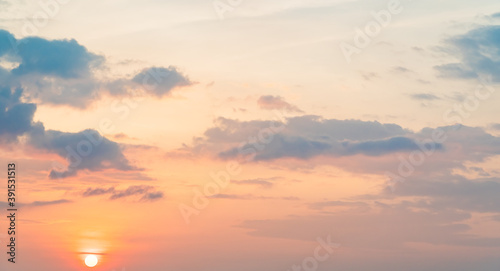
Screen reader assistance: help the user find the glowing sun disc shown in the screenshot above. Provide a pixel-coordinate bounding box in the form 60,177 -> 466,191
85,255 -> 98,267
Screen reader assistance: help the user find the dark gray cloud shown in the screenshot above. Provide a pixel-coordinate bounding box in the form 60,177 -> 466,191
83,185 -> 163,201
435,25 -> 500,81
257,95 -> 303,113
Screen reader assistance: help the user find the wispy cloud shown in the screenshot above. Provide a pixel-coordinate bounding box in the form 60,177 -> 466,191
83,185 -> 164,201
257,95 -> 303,113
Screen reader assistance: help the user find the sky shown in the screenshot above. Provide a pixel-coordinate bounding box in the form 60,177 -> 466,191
0,0 -> 500,270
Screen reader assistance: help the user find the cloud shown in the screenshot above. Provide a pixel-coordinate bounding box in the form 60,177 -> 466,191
383,175 -> 500,213
82,187 -> 115,197
435,25 -> 500,81
207,116 -> 441,161
393,66 -> 412,73
257,95 -> 303,113
0,86 -> 38,141
469,166 -> 490,177
209,194 -> 299,201
0,31 -> 105,108
410,93 -> 440,101
220,135 -> 435,160
233,178 -> 275,188
0,86 -> 138,178
141,191 -> 164,201
0,29 -> 15,56
11,37 -> 104,78
131,66 -> 193,97
28,128 -> 135,179
29,199 -> 72,207
0,29 -> 194,108
0,82 -> 144,179
110,185 -> 153,200
186,117 -> 500,181
490,123 -> 500,130
239,207 -> 500,251
309,200 -> 369,210
202,116 -> 408,146
83,185 -> 164,201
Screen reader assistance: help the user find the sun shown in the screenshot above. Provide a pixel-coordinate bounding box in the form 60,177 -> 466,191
85,255 -> 98,267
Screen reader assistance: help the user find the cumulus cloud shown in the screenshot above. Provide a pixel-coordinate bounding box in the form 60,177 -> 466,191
194,116 -> 441,161
202,116 -> 408,146
257,95 -> 303,113
29,127 -> 135,179
0,29 -> 193,177
11,37 -> 104,78
0,29 -> 193,108
219,134 -> 432,160
185,116 -> 500,182
0,29 -> 15,56
435,25 -> 500,81
0,86 -> 38,141
0,86 -> 138,178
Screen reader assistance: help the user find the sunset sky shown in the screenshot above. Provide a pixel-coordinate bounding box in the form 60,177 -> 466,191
1,0 -> 500,270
